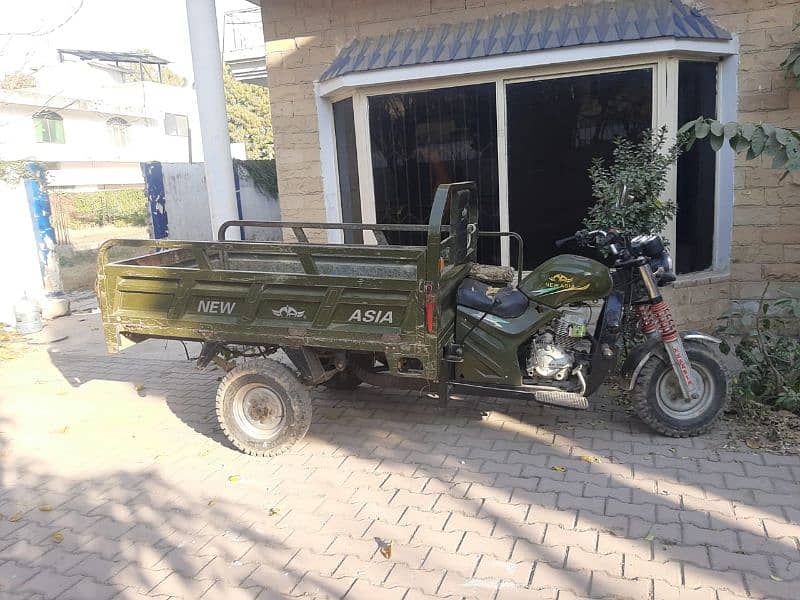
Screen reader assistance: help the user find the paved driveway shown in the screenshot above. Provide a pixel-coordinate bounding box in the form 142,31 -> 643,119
0,312 -> 799,600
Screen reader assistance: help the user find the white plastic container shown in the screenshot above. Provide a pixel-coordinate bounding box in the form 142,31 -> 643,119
14,296 -> 43,334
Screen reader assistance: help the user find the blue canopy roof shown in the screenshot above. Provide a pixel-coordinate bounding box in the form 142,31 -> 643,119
320,0 -> 730,81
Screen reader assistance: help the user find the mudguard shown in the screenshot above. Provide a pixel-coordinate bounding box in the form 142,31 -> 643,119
621,331 -> 722,391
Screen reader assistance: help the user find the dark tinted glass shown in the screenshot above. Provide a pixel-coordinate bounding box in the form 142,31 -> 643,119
369,84 -> 499,262
506,69 -> 653,269
676,61 -> 717,274
333,98 -> 363,244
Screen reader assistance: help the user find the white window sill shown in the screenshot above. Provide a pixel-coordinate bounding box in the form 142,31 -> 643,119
672,271 -> 730,289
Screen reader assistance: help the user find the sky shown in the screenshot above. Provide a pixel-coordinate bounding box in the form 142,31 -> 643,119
0,0 -> 256,83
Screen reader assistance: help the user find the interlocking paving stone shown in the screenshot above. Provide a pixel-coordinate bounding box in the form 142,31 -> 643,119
1,315 -> 799,599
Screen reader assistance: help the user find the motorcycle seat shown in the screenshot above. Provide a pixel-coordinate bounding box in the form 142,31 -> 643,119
456,278 -> 529,319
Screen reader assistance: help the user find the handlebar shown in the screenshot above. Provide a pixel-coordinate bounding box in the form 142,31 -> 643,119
555,229 -> 618,250
554,235 -> 576,249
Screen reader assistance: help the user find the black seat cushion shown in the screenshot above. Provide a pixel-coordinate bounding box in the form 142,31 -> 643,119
457,278 -> 529,319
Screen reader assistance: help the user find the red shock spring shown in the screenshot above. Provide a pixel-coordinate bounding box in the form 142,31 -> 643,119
637,305 -> 658,336
650,301 -> 679,343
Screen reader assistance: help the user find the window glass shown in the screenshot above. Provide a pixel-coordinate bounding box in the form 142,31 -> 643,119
676,61 -> 717,274
369,83 -> 499,263
333,98 -> 362,244
107,117 -> 130,147
506,69 -> 653,269
165,113 -> 189,137
33,111 -> 65,144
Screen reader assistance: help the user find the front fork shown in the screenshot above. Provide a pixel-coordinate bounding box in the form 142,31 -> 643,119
636,265 -> 699,401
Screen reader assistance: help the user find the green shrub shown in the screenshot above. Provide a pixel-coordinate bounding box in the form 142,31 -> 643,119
584,127 -> 686,241
53,189 -> 149,228
719,283 -> 800,414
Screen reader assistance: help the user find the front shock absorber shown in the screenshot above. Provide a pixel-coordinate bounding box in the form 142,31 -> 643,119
651,301 -> 697,398
650,301 -> 679,342
636,305 -> 658,338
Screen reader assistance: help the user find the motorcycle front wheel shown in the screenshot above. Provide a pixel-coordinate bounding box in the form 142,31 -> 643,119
632,342 -> 730,437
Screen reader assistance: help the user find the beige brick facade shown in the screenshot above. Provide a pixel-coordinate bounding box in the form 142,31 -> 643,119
260,0 -> 800,329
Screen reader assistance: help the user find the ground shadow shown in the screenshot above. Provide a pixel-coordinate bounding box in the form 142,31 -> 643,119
30,336 -> 800,599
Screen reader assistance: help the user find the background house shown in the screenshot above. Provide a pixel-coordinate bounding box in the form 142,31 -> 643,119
0,49 -> 203,193
253,0 -> 800,329
223,6 -> 269,86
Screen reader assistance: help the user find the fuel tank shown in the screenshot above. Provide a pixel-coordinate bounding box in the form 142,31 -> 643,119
520,254 -> 613,308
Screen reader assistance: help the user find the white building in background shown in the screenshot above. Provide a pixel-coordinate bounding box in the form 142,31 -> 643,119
222,7 -> 267,86
0,49 -> 204,192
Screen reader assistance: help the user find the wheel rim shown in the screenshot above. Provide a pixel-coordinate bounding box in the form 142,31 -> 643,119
654,361 -> 715,421
232,383 -> 286,440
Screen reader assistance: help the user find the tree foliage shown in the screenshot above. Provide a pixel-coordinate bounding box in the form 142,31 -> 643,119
128,50 -> 186,86
584,127 -> 685,238
0,71 -> 36,90
0,160 -> 47,186
223,65 -> 274,160
679,117 -> 800,173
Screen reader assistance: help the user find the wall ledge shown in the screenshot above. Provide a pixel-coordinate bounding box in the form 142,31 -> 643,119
672,271 -> 731,289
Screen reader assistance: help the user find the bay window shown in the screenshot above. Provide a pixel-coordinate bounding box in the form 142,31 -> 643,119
326,47 -> 736,277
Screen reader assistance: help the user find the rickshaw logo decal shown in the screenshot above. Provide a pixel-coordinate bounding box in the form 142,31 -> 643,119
272,305 -> 306,318
536,273 -> 591,295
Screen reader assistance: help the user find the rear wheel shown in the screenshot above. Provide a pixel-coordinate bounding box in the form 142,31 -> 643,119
216,359 -> 311,456
632,343 -> 730,437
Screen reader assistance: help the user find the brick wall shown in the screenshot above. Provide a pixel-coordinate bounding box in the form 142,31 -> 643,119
698,0 -> 800,318
262,0 -> 800,329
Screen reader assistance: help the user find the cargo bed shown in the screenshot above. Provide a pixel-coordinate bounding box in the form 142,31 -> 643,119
97,183 -> 478,380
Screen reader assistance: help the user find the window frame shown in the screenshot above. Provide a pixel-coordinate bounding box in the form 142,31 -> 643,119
316,38 -> 738,276
33,111 -> 65,144
107,116 -> 131,147
164,112 -> 189,137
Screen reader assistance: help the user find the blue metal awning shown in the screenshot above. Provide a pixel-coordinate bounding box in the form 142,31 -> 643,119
320,0 -> 731,82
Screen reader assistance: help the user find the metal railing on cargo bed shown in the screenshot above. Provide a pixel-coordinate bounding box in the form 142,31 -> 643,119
96,183 -> 481,381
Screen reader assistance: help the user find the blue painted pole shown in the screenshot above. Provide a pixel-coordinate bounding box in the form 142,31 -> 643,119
141,161 -> 169,239
23,163 -> 58,290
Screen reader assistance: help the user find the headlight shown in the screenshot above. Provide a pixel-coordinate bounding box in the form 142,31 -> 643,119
631,234 -> 665,258
650,251 -> 676,285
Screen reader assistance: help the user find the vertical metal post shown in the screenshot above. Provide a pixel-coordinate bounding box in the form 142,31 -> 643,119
185,0 -> 240,240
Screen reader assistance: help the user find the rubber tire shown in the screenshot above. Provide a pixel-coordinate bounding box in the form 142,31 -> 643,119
216,358 -> 311,456
632,343 -> 730,437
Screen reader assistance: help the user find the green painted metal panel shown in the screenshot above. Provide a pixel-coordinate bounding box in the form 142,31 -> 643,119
98,183 -> 480,383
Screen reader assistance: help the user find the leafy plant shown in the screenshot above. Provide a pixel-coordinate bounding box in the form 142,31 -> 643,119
779,25 -> 800,88
234,159 -> 278,198
224,65 -> 274,160
679,118 -> 800,173
680,27 -> 800,172
0,160 -> 48,186
782,45 -> 800,88
52,189 -> 149,228
584,127 -> 685,239
718,283 -> 800,414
